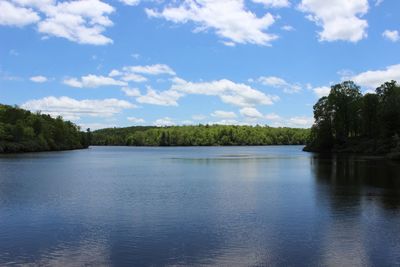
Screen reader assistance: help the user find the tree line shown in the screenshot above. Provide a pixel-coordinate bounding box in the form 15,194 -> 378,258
305,80 -> 400,155
92,125 -> 310,146
0,104 -> 91,153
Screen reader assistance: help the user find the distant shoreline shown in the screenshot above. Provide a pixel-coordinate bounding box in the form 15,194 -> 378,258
0,142 -> 89,154
91,125 -> 310,147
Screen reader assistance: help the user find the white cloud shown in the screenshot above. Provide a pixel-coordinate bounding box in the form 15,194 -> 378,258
252,0 -> 290,8
121,73 -> 147,83
313,86 -> 331,98
1,0 -> 114,45
299,0 -> 369,42
108,69 -> 122,77
37,0 -> 114,45
265,112 -> 281,120
136,87 -> 183,106
222,41 -> 236,47
281,25 -> 294,31
258,76 -> 301,93
21,96 -> 135,120
122,87 -> 141,97
171,78 -> 279,107
63,74 -> 127,88
109,64 -> 175,83
122,64 -> 176,76
350,64 -> 400,89
30,75 -> 48,83
63,78 -> 82,88
154,117 -> 175,126
269,115 -> 314,128
146,0 -> 278,46
382,30 -> 399,42
0,0 -> 40,26
239,107 -> 263,119
119,0 -> 140,6
127,116 -> 145,123
375,0 -> 383,6
211,110 -> 237,119
207,119 -> 243,125
287,116 -> 314,127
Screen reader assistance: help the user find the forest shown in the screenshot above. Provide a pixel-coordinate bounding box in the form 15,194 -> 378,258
6,79 -> 400,153
0,104 -> 90,153
304,80 -> 400,157
91,125 -> 310,146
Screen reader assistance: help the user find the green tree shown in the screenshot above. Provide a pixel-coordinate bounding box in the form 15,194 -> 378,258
328,81 -> 362,142
361,93 -> 379,138
376,80 -> 400,137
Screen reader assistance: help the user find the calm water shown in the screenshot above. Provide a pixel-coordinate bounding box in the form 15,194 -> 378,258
1,146 -> 400,266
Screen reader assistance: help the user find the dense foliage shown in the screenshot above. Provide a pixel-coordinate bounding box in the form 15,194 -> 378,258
305,80 -> 400,155
92,125 -> 310,146
0,104 -> 90,153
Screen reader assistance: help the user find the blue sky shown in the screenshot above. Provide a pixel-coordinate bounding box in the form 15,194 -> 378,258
0,0 -> 399,129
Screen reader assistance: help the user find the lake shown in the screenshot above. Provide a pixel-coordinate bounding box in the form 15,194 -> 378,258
0,146 -> 400,266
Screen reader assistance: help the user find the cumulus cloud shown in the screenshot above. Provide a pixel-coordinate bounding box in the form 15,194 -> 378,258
121,87 -> 141,97
63,75 -> 127,88
299,0 -> 369,42
382,30 -> 399,42
268,115 -> 314,128
0,0 -> 114,45
127,116 -> 145,123
108,69 -> 122,77
265,112 -> 281,120
63,69 -> 279,112
30,75 -> 48,83
208,119 -> 242,125
109,69 -> 147,82
239,107 -> 263,119
154,117 -> 175,126
123,64 -> 176,76
120,73 -> 148,82
171,78 -> 279,107
252,0 -> 290,8
136,87 -> 183,106
281,25 -> 295,31
313,86 -> 331,98
146,0 -> 278,46
109,64 -> 175,83
21,96 -> 135,120
258,76 -> 301,93
350,64 -> 400,89
119,0 -> 140,6
0,0 -> 40,26
211,110 -> 237,119
287,116 -> 314,127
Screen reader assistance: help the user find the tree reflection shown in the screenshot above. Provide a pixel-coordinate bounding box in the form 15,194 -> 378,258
311,154 -> 400,210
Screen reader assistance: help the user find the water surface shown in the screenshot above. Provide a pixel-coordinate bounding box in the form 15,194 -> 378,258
1,146 -> 400,266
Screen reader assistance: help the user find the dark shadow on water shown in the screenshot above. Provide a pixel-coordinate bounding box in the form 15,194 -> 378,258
311,154 -> 400,211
